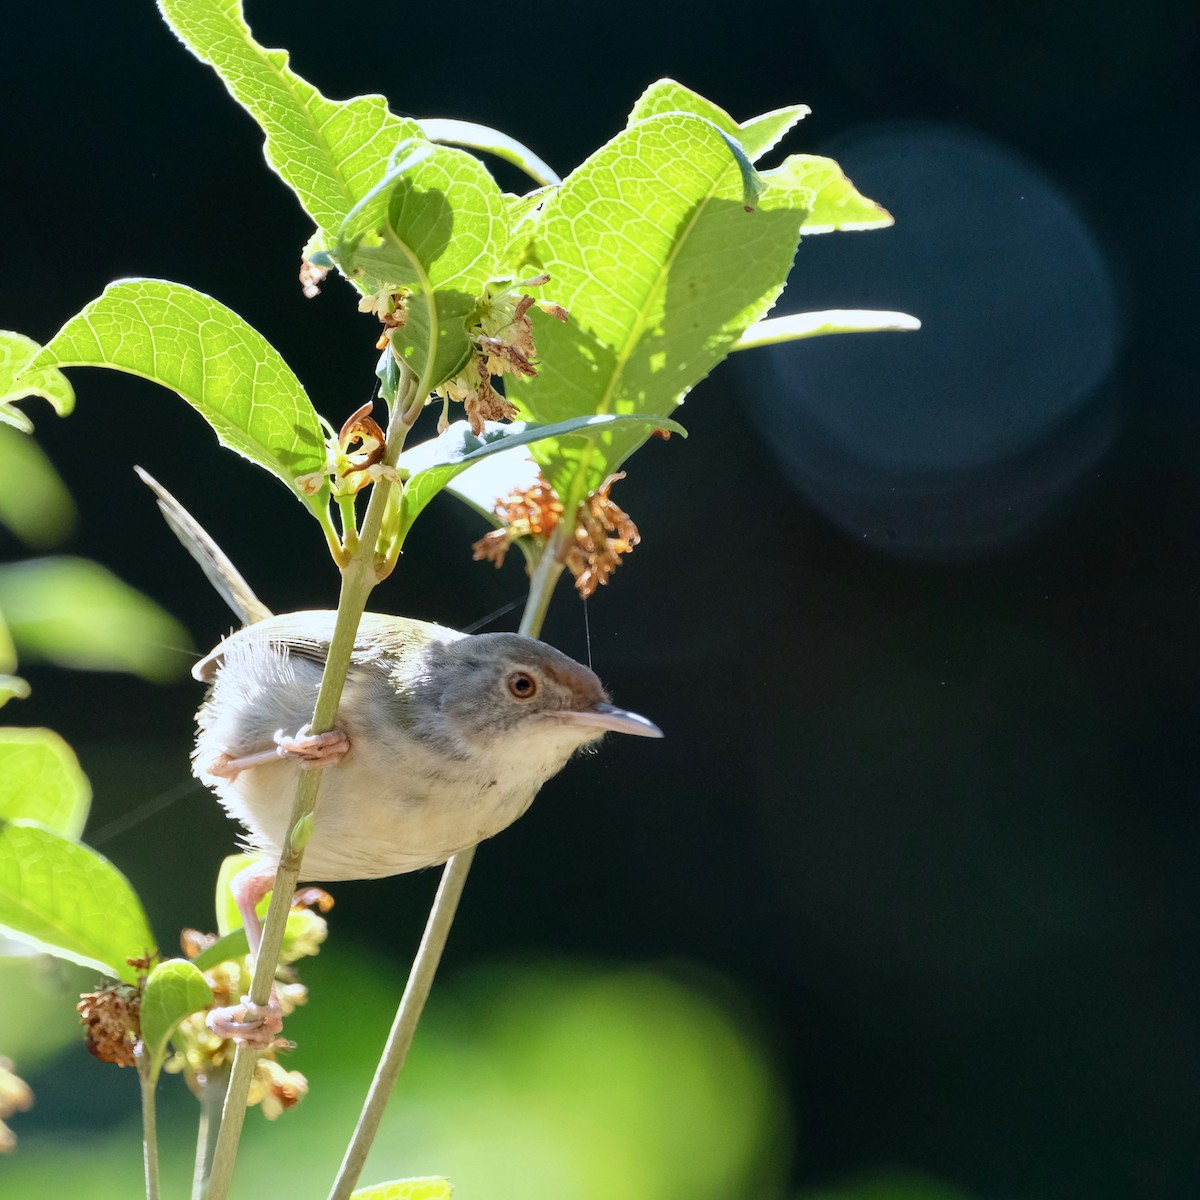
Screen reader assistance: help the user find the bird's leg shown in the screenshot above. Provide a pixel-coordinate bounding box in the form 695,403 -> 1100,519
207,724 -> 352,782
206,862 -> 285,1048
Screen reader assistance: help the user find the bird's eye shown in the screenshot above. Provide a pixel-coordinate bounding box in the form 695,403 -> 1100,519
507,670 -> 537,699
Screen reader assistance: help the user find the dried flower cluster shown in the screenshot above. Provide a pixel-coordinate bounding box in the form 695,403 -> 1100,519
473,470 -> 640,597
358,276 -> 568,436
0,1057 -> 33,1153
77,980 -> 142,1068
564,472 -> 641,597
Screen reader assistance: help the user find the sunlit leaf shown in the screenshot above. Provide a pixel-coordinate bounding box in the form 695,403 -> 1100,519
0,557 -> 191,682
762,154 -> 894,233
396,414 -> 684,541
157,0 -> 422,231
421,117 -> 559,187
350,1179 -> 454,1200
0,425 -> 76,548
514,112 -> 884,503
334,142 -> 509,390
140,958 -> 212,1079
0,820 -> 154,984
0,728 -> 91,840
191,927 -> 249,971
33,279 -> 329,513
627,78 -> 809,163
0,330 -> 74,433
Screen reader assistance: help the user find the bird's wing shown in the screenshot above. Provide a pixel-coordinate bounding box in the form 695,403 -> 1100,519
135,466 -> 273,625
193,612 -> 461,683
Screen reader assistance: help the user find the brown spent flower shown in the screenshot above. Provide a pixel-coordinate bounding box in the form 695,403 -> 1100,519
77,982 -> 141,1068
473,471 -> 640,597
473,474 -> 565,569
565,472 -> 641,598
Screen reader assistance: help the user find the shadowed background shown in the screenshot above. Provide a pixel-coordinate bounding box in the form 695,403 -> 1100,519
1,1 -> 1197,1197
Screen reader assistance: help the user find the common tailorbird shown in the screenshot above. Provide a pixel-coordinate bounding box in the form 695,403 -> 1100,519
138,469 -> 662,1043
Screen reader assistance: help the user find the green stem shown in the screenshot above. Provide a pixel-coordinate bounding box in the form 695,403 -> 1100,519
203,364 -> 421,1200
192,1067 -> 229,1200
138,1056 -> 160,1200
325,539 -> 566,1200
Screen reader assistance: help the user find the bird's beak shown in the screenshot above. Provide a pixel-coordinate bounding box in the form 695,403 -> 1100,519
557,702 -> 664,738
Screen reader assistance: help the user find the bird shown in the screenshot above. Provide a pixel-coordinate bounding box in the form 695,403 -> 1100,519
136,468 -> 662,1043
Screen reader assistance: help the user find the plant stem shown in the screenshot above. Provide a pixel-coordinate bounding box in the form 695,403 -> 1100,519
139,1058 -> 160,1200
203,365 -> 420,1200
192,1067 -> 230,1200
326,846 -> 476,1200
325,538 -> 566,1199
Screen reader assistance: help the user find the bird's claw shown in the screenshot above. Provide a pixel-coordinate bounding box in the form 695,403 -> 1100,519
207,994 -> 284,1048
274,724 -> 351,769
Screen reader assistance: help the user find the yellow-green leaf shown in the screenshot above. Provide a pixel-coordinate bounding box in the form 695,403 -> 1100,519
0,331 -> 74,434
350,1179 -> 453,1200
0,820 -> 154,985
0,557 -> 191,682
0,728 -> 91,839
32,279 -> 328,513
140,958 -> 212,1080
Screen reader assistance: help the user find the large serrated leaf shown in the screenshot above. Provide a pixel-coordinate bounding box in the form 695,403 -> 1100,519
0,820 -> 154,984
335,142 -> 509,390
0,728 -> 91,840
157,0 -> 422,231
32,279 -> 328,513
140,958 -> 212,1079
396,413 -> 684,540
0,331 -> 74,433
0,557 -> 191,683
628,78 -> 809,163
513,112 -> 874,501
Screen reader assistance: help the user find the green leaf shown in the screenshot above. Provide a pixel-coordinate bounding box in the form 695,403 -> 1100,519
191,927 -> 249,972
396,414 -> 684,541
0,331 -> 74,433
627,78 -> 809,163
0,819 -> 154,984
33,279 -> 328,512
0,728 -> 91,840
0,424 -> 77,548
514,112 -> 878,501
140,958 -> 212,1080
334,142 -> 509,390
420,118 -> 560,187
733,309 -> 922,350
762,154 -> 894,233
157,0 -> 422,231
0,557 -> 192,682
350,1179 -> 454,1200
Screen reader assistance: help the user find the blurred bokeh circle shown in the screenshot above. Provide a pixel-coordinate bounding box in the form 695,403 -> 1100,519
741,121 -> 1121,557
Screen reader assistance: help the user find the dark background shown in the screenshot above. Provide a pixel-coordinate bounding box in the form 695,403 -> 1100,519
2,1 -> 1198,1197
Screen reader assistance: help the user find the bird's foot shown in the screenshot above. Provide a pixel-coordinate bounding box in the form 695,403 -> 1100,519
207,994 -> 284,1048
273,724 -> 351,769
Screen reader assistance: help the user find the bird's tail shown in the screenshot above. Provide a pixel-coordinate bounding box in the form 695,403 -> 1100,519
134,466 -> 273,624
